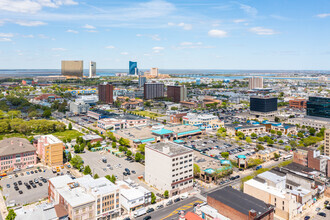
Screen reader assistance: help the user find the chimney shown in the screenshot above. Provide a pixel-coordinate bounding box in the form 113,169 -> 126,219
11,140 -> 13,145
249,209 -> 257,220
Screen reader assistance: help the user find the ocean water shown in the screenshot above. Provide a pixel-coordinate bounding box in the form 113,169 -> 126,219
0,69 -> 328,80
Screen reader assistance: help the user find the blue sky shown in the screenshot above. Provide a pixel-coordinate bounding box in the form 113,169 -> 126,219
0,0 -> 330,70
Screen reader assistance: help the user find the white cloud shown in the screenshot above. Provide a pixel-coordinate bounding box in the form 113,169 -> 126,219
208,29 -> 227,38
316,13 -> 330,18
121,52 -> 129,55
168,22 -> 192,30
233,19 -> 246,23
239,3 -> 258,17
15,20 -> 47,26
249,27 -> 277,35
86,30 -> 98,33
66,29 -> 78,34
38,34 -> 49,38
0,33 -> 14,38
51,47 -> 67,51
105,45 -> 115,49
0,0 -> 78,14
22,34 -> 34,38
152,46 -> 164,53
177,42 -> 213,49
136,34 -> 143,37
0,38 -> 12,42
136,34 -> 160,41
0,20 -> 4,26
83,24 -> 96,29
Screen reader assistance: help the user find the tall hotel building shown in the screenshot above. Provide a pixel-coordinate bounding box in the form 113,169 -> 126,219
150,68 -> 159,76
144,82 -> 164,100
98,83 -> 114,104
89,61 -> 96,78
248,76 -> 263,90
325,129 -> 330,156
167,85 -> 187,103
61,60 -> 83,77
129,61 -> 138,75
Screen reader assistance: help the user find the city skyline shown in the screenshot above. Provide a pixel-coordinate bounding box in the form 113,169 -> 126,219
1,0 -> 330,70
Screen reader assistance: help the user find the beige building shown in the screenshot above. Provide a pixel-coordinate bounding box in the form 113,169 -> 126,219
150,68 -> 158,76
48,175 -> 120,220
36,135 -> 64,166
61,60 -> 83,77
325,129 -> 330,157
248,76 -> 263,90
145,142 -> 194,196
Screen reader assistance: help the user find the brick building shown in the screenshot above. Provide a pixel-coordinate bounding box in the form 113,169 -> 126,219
170,113 -> 187,123
289,99 -> 307,109
293,148 -> 308,166
98,83 -> 114,104
207,186 -> 274,220
167,85 -> 187,103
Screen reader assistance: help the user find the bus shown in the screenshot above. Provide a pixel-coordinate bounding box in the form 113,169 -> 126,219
283,155 -> 293,161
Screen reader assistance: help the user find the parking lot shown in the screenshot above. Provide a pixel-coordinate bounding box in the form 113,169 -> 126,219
1,167 -> 70,206
79,150 -> 145,182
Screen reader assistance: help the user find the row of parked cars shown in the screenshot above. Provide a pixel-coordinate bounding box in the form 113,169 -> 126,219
6,176 -> 48,195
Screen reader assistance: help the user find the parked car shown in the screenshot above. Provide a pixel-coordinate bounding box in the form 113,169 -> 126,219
156,205 -> 164,210
18,181 -> 22,185
146,208 -> 154,213
6,184 -> 10,188
18,190 -> 23,194
166,200 -> 173,206
317,212 -> 326,217
143,216 -> 151,220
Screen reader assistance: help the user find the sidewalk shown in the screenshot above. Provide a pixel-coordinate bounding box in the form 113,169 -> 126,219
0,190 -> 8,220
292,196 -> 327,220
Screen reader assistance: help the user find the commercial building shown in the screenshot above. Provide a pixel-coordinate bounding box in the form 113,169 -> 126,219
61,60 -> 83,77
0,138 -> 37,172
248,76 -> 264,90
288,116 -> 330,130
167,85 -> 187,103
325,129 -> 330,157
35,135 -> 64,166
306,96 -> 330,119
98,83 -> 114,104
48,175 -> 120,220
89,61 -> 96,78
180,101 -> 198,109
182,113 -> 223,130
82,134 -> 103,143
289,98 -> 307,109
261,121 -> 297,135
138,76 -> 146,88
225,122 -> 266,136
97,116 -> 147,130
170,113 -> 187,123
144,82 -> 164,100
293,148 -> 308,167
145,142 -> 194,196
208,186 -> 274,220
67,88 -> 97,96
250,96 -> 278,116
69,100 -> 89,115
150,68 -> 158,76
129,61 -> 138,75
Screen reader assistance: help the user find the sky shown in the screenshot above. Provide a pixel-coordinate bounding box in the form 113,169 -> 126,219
0,0 -> 330,70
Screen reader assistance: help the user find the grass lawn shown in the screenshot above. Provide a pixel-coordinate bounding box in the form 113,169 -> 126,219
131,110 -> 165,118
0,133 -> 28,140
52,130 -> 83,141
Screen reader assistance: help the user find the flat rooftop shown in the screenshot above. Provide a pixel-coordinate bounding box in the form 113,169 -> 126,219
146,142 -> 193,157
208,186 -> 273,217
115,126 -> 155,140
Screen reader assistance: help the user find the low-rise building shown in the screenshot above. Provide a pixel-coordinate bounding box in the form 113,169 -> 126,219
145,142 -> 194,196
288,117 -> 330,130
0,138 -> 37,172
225,122 -> 266,136
82,134 -> 103,143
208,186 -> 274,220
35,135 -> 64,166
262,121 -> 297,135
48,175 -> 120,220
289,98 -> 307,109
70,100 -> 89,115
182,113 -> 223,130
293,148 -> 308,167
179,101 -> 198,109
97,116 -> 147,131
255,148 -> 280,161
170,113 -> 187,123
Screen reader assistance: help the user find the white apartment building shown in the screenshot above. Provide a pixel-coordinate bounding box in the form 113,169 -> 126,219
145,142 -> 194,196
325,129 -> 330,157
182,113 -> 223,130
70,100 -> 90,115
248,76 -> 263,90
48,175 -> 120,220
150,67 -> 158,76
89,61 -> 96,78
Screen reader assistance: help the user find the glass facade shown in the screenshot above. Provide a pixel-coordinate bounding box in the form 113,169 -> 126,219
307,97 -> 330,118
129,61 -> 137,75
250,97 -> 278,113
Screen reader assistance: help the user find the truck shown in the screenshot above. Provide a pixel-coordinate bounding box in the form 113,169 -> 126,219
256,165 -> 262,170
134,207 -> 146,217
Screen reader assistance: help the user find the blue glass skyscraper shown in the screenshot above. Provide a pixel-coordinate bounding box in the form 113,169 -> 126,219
129,61 -> 137,75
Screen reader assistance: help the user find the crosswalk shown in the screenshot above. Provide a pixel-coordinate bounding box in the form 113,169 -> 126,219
161,200 -> 203,220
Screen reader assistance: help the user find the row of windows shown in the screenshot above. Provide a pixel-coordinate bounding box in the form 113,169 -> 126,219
172,169 -> 193,177
172,164 -> 192,172
172,180 -> 193,189
172,154 -> 193,162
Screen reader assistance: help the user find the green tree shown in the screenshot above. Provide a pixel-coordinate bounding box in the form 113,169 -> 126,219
246,137 -> 252,143
274,153 -> 280,159
112,142 -> 117,148
267,139 -> 274,145
93,174 -> 99,179
6,209 -> 16,220
126,150 -> 132,157
221,152 -> 229,159
193,164 -> 201,177
68,122 -> 72,130
270,130 -> 276,135
290,140 -> 297,147
164,190 -> 169,199
135,152 -> 144,162
83,165 -> 92,175
277,131 -> 282,136
258,136 -> 264,142
251,133 -> 257,138
70,155 -> 84,169
42,109 -> 52,118
67,152 -> 72,161
298,132 -> 304,138
28,110 -> 37,118
256,144 -> 264,151
278,140 -> 284,144
284,145 -> 291,151
274,116 -> 280,122
137,144 -> 146,153
309,127 -> 316,136
151,192 -> 156,204
119,137 -> 130,147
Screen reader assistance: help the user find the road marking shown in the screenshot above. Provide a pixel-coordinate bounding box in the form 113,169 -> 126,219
160,200 -> 203,220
